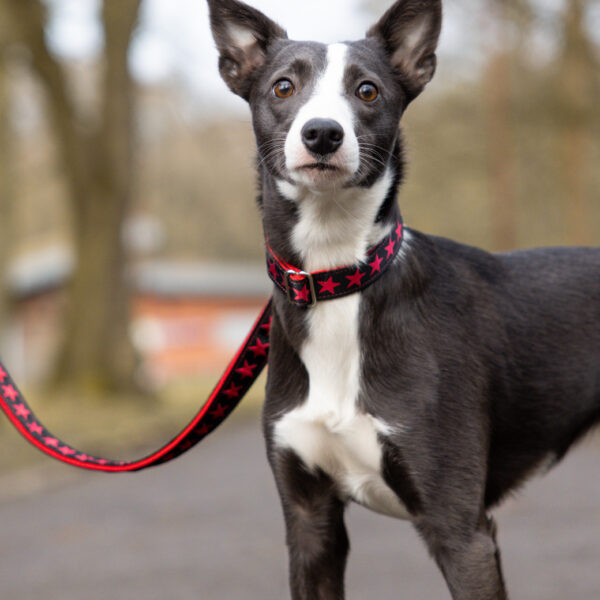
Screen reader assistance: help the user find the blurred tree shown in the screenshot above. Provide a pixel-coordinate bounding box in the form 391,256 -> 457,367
481,0 -> 534,250
3,0 -> 143,392
556,0 -> 596,245
0,12 -> 14,354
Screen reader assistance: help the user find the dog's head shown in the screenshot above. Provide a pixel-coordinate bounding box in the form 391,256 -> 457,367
208,0 -> 441,192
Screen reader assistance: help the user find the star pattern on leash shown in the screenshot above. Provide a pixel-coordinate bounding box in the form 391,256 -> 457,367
0,299 -> 272,471
14,404 -> 30,419
249,338 -> 269,358
2,384 -> 19,402
28,422 -> 43,435
223,382 -> 243,399
210,404 -> 227,419
236,361 -> 257,379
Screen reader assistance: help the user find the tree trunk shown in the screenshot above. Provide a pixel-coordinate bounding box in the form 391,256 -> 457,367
54,0 -> 142,391
5,0 -> 142,392
0,48 -> 12,352
557,0 -> 594,246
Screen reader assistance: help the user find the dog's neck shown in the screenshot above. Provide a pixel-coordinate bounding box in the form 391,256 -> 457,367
259,148 -> 403,273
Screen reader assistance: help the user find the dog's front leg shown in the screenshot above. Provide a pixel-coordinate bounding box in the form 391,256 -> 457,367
270,450 -> 349,600
418,514 -> 508,600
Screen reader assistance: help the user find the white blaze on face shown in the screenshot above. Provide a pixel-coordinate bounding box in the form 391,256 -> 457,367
284,43 -> 360,187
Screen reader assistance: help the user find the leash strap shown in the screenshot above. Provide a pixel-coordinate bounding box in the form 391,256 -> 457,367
0,220 -> 404,472
0,301 -> 272,472
267,219 -> 403,307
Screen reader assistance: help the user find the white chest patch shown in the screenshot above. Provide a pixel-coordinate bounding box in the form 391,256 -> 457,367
273,141 -> 408,518
274,297 -> 409,520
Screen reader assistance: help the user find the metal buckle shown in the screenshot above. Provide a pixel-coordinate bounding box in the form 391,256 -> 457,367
284,270 -> 317,308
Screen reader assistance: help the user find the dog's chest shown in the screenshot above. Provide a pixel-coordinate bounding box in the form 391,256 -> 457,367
274,298 -> 409,520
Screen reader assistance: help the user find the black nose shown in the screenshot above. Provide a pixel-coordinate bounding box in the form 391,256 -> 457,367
301,119 -> 344,156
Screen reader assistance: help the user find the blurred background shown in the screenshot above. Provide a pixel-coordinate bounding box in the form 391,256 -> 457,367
0,2 -> 598,599
0,0 -> 598,457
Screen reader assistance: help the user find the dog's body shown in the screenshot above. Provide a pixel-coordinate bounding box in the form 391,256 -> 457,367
207,1 -> 600,598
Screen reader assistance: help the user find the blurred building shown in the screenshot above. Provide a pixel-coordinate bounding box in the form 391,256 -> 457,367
5,245 -> 270,386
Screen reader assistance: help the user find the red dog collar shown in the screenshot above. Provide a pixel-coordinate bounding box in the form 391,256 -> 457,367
267,219 -> 404,307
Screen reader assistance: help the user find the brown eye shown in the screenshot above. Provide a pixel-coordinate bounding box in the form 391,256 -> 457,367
357,82 -> 379,103
273,79 -> 295,99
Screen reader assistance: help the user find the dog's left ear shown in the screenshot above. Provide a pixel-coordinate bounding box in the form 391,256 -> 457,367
207,0 -> 288,101
367,0 -> 442,102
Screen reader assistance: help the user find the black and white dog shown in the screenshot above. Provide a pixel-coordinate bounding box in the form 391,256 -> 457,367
207,0 -> 600,598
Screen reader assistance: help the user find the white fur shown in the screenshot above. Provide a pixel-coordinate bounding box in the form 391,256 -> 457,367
395,228 -> 412,263
274,159 -> 408,519
284,44 -> 360,187
228,25 -> 257,50
395,17 -> 429,60
275,178 -> 299,203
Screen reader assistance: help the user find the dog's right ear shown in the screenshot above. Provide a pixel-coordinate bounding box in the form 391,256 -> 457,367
207,0 -> 287,101
367,0 -> 442,103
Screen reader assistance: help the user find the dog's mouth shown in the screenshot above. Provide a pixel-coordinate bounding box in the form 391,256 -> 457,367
300,163 -> 341,172
289,160 -> 354,188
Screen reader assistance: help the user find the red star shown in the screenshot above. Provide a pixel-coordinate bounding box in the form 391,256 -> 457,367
76,453 -> 90,461
396,221 -> 403,240
369,254 -> 383,274
249,338 -> 269,358
236,361 -> 257,378
318,276 -> 340,295
346,269 -> 366,288
294,285 -> 311,303
59,446 -> 75,455
97,459 -> 108,465
223,382 -> 243,399
196,424 -> 211,436
210,404 -> 227,419
44,437 -> 59,447
0,365 -> 6,382
268,261 -> 279,281
2,384 -> 18,402
14,403 -> 30,419
28,422 -> 43,435
385,238 -> 396,258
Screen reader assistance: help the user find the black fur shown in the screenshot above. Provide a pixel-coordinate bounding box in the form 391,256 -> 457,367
207,1 -> 600,598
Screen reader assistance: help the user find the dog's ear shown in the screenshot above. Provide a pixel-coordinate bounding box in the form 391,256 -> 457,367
207,0 -> 288,101
367,0 -> 442,102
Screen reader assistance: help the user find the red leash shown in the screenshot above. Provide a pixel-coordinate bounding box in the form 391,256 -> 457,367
0,219 -> 403,472
0,301 -> 272,472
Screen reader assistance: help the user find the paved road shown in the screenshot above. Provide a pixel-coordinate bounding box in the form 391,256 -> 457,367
0,414 -> 598,600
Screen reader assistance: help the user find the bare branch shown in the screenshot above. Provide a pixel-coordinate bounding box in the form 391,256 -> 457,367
3,0 -> 88,206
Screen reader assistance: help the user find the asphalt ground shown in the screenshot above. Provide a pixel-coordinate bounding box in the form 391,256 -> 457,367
0,412 -> 599,600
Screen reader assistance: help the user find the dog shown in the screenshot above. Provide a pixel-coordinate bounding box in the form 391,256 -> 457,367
207,1 -> 600,598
